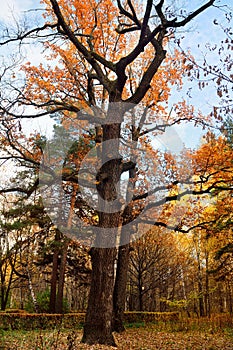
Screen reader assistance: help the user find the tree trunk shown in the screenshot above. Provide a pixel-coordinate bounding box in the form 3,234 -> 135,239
180,266 -> 189,316
0,283 -> 6,310
197,251 -> 205,317
205,251 -> 210,317
112,154 -> 137,332
56,185 -> 76,313
49,229 -> 60,313
56,239 -> 69,313
138,283 -> 144,311
226,280 -> 233,314
82,121 -> 122,346
194,231 -> 205,317
27,267 -> 39,313
112,243 -> 130,332
1,258 -> 15,311
82,247 -> 117,346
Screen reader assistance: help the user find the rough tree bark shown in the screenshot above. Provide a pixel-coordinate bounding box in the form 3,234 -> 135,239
82,247 -> 118,345
82,122 -> 122,345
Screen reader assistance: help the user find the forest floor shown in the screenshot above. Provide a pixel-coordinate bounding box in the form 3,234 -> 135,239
1,324 -> 233,350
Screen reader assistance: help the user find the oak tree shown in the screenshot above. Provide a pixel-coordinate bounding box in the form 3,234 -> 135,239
0,0 -> 225,346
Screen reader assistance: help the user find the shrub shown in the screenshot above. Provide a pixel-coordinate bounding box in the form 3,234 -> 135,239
25,289 -> 70,313
0,311 -> 181,331
0,309 -> 27,314
124,311 -> 180,323
0,313 -> 85,331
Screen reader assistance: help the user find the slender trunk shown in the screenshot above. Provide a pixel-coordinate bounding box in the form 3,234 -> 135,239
1,283 -> 6,310
1,295 -> 7,311
138,262 -> 143,311
197,259 -> 205,317
139,284 -> 143,311
49,249 -> 59,313
20,287 -> 23,310
227,281 -> 233,314
205,251 -> 210,317
1,272 -> 13,311
1,264 -> 6,310
2,253 -> 16,311
180,267 -> 189,316
112,150 -> 137,332
112,242 -> 130,332
49,229 -> 60,314
0,238 -> 15,310
27,267 -> 39,313
194,231 -> 205,317
56,184 -> 77,314
56,239 -> 69,313
218,284 -> 224,313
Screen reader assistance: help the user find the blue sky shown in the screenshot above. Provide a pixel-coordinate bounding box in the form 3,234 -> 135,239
166,0 -> 233,149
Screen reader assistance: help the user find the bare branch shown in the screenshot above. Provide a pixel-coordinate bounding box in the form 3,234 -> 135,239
166,0 -> 215,28
140,219 -> 219,234
0,23 -> 57,45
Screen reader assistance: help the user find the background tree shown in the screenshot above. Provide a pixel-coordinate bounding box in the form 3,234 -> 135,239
127,227 -> 189,312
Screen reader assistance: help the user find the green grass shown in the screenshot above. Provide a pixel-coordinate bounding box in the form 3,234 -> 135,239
224,327 -> 233,338
125,321 -> 145,328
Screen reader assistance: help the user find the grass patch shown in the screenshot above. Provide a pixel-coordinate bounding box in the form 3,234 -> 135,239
224,327 -> 233,338
125,321 -> 145,328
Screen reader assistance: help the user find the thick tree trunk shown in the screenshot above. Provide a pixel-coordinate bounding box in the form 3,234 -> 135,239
82,247 -> 117,346
82,121 -> 122,346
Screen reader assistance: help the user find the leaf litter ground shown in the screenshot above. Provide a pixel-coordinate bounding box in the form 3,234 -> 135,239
1,326 -> 233,349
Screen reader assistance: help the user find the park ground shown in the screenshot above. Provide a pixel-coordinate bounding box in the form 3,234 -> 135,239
1,323 -> 233,349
